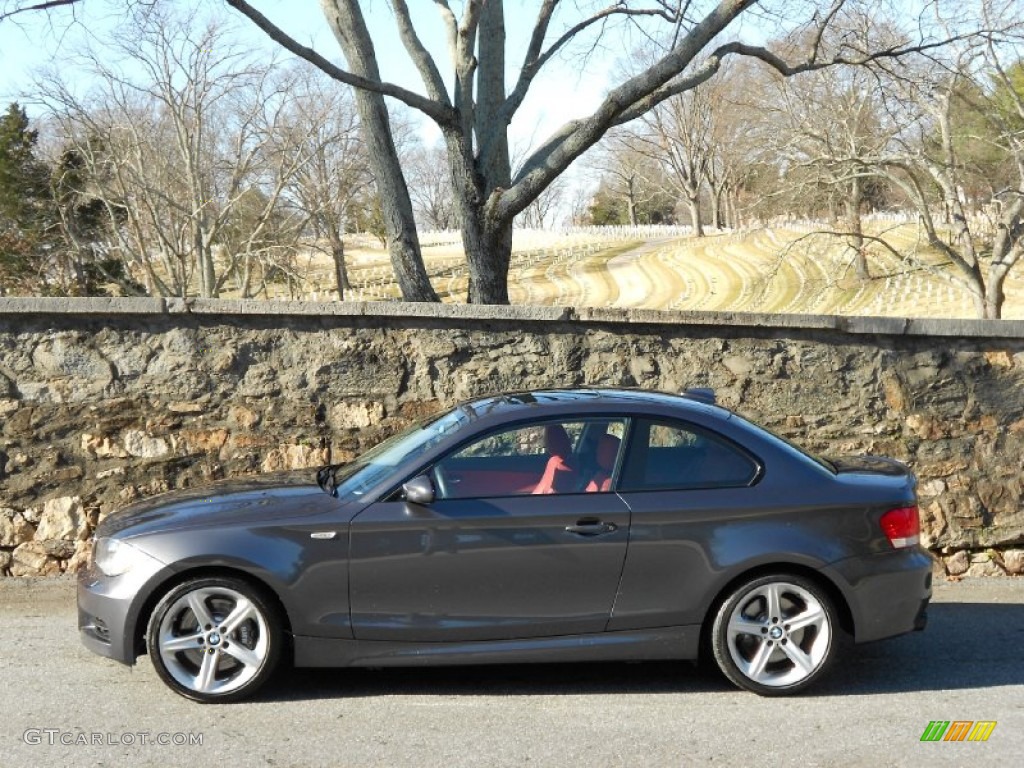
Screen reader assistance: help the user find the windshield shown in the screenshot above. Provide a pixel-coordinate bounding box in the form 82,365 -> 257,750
317,406 -> 470,499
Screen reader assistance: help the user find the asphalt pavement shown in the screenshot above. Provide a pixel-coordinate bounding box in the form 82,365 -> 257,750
0,576 -> 1021,767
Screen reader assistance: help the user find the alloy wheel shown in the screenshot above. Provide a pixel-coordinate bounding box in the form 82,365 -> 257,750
712,575 -> 838,695
148,577 -> 281,703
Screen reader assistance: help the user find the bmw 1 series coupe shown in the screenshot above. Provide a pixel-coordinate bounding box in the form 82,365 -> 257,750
78,388 -> 931,702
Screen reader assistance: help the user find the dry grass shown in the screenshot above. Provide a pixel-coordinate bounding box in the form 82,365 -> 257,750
220,225 -> 1023,319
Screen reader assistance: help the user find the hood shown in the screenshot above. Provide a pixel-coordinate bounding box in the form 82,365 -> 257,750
97,469 -> 342,539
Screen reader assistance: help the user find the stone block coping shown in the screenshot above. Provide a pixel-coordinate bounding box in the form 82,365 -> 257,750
1,297 -> 1022,339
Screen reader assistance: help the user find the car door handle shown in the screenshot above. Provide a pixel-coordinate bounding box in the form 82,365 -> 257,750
565,520 -> 618,536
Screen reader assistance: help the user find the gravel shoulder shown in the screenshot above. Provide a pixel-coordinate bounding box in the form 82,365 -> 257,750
1,576 -> 1022,767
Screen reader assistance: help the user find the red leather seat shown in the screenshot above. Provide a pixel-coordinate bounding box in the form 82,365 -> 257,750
532,424 -> 576,494
585,434 -> 620,492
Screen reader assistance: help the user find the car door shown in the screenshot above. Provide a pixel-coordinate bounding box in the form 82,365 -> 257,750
348,418 -> 631,642
609,417 -> 764,631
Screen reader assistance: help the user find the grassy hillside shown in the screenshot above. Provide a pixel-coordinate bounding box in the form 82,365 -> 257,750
244,224 -> 1024,319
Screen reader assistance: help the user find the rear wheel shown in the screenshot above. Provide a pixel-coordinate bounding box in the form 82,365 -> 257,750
147,576 -> 282,703
711,574 -> 840,696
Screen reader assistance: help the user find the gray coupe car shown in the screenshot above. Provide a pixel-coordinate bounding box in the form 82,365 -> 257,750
78,388 -> 931,702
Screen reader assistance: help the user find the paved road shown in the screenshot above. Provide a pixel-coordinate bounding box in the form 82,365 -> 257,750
605,239 -> 677,309
1,576 -> 1022,767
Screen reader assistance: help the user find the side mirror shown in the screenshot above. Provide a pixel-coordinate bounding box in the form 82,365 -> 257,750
402,474 -> 435,505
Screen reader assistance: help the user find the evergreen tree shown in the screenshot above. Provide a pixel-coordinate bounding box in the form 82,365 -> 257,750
0,103 -> 50,227
53,144 -> 141,296
0,102 -> 53,293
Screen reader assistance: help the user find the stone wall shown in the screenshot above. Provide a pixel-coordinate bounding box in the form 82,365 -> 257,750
1,297 -> 1023,578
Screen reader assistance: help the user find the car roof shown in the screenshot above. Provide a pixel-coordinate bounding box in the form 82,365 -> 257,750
451,387 -> 731,423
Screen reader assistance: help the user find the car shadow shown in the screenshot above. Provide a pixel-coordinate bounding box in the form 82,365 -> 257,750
819,600 -> 1024,696
260,601 -> 1024,702
264,659 -> 733,702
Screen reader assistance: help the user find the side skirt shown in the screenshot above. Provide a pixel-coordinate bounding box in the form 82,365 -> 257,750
293,626 -> 699,669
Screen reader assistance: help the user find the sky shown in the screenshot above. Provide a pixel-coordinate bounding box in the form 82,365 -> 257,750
0,0 -> 620,155
0,1 -> 953,156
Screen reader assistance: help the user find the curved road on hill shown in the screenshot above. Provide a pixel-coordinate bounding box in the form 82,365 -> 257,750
605,239 -> 668,308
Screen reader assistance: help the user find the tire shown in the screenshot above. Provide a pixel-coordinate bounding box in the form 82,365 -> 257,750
146,576 -> 282,703
711,574 -> 841,696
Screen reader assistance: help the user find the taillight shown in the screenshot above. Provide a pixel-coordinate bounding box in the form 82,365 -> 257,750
880,506 -> 920,548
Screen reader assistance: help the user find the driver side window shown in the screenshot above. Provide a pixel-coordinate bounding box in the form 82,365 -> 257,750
433,419 -> 624,499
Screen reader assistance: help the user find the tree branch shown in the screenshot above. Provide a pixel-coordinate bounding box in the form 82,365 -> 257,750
0,0 -> 79,23
503,7 -> 977,224
224,0 -> 456,127
452,0 -> 482,150
433,0 -> 458,69
392,0 -> 451,106
618,29 -> 980,127
720,36 -> 974,79
482,2 -> 684,168
500,0 -> 772,220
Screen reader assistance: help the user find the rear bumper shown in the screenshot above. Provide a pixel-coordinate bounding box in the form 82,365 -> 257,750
822,546 -> 933,644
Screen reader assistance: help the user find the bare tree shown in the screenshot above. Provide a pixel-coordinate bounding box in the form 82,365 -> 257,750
11,0 -> 993,303
632,75 -> 715,236
518,174 -> 567,229
219,0 -> 974,303
38,6 -> 311,298
407,144 -> 456,231
781,1 -> 1024,318
765,43 -> 897,278
274,70 -> 371,300
567,182 -> 592,226
587,134 -> 671,226
699,59 -> 769,229
876,39 -> 1024,316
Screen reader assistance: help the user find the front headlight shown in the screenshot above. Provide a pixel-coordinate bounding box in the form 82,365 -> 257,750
93,537 -> 149,577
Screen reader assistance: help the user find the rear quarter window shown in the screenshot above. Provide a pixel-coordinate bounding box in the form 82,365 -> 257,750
620,418 -> 759,491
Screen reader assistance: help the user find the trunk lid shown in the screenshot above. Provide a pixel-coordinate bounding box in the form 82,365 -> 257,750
828,455 -> 913,478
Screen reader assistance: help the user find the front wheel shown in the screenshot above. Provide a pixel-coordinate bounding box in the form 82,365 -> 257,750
711,574 -> 841,696
147,576 -> 282,703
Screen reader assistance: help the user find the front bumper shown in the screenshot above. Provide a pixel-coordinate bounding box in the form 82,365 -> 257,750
822,546 -> 933,644
77,556 -> 169,665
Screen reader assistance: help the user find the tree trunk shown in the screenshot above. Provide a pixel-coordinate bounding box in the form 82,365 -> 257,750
725,189 -> 737,229
984,275 -> 1004,319
709,186 -> 722,230
321,0 -> 437,302
463,0 -> 513,305
846,178 -> 869,280
983,232 -> 1019,320
687,196 -> 704,237
195,227 -> 218,298
983,192 -> 1024,320
444,126 -> 513,304
463,211 -> 513,305
204,244 -> 218,297
331,234 -> 350,300
240,252 -> 253,299
968,281 -> 988,319
626,176 -> 639,226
